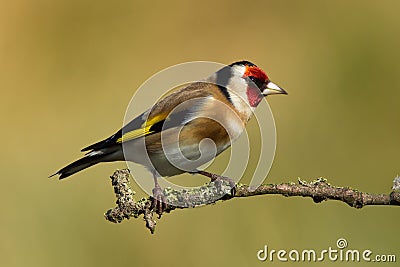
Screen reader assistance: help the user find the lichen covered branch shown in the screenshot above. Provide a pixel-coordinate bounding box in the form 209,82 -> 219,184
104,169 -> 400,234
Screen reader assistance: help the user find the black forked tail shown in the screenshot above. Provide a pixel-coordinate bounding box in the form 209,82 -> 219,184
50,152 -> 107,179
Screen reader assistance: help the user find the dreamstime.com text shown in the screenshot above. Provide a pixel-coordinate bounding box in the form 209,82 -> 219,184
257,238 -> 396,263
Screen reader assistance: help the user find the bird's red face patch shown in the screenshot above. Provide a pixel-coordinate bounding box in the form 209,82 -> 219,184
244,65 -> 268,107
244,66 -> 268,81
246,86 -> 263,107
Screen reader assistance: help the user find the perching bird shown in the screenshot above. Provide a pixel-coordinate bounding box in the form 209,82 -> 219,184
51,61 -> 287,214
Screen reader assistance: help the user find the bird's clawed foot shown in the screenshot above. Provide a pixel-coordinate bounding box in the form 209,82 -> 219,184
150,184 -> 167,218
214,175 -> 237,198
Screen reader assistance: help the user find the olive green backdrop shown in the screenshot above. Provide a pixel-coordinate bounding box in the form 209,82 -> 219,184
1,0 -> 399,266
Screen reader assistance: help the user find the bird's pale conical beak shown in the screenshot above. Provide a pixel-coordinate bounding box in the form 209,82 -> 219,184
262,81 -> 288,96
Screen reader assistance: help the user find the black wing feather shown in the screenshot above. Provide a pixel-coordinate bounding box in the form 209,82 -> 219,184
81,111 -> 147,152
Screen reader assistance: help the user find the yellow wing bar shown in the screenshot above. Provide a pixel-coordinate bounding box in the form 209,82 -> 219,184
116,113 -> 168,143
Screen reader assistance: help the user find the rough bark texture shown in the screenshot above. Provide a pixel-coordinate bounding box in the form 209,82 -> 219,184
104,169 -> 400,234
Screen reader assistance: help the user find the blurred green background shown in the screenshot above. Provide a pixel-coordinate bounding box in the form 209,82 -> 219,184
1,0 -> 399,266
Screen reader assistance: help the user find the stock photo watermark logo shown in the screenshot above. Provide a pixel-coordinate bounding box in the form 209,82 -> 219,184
121,61 -> 277,206
257,238 -> 396,263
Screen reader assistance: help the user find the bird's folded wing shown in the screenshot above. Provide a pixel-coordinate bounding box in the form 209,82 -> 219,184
81,82 -> 215,151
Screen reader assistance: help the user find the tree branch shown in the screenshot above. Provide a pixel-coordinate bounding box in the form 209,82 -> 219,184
104,169 -> 400,234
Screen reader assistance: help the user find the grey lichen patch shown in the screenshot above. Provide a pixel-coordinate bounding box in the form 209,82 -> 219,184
392,175 -> 400,191
298,177 -> 329,187
105,169 -> 234,233
310,178 -> 328,185
163,179 -> 233,209
298,178 -> 308,186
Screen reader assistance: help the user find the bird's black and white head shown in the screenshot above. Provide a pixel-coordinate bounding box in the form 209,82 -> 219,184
212,61 -> 287,110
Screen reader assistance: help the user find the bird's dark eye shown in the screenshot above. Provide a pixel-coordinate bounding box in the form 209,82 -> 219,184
248,76 -> 263,89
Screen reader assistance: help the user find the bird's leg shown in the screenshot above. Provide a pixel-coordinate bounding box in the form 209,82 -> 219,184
150,172 -> 167,218
192,170 -> 236,197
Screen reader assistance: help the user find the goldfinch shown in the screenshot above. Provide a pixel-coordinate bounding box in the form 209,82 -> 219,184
51,61 -> 287,214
